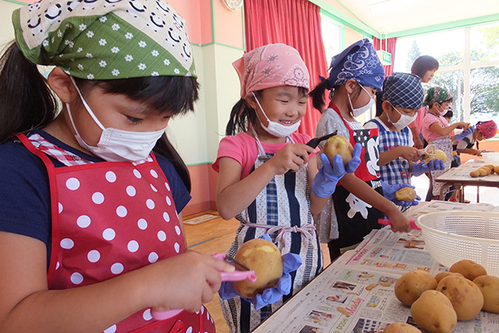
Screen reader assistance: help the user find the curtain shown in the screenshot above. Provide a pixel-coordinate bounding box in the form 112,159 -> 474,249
373,37 -> 397,77
244,0 -> 328,137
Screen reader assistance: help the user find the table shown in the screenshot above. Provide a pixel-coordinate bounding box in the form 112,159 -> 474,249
435,159 -> 499,202
252,222 -> 499,333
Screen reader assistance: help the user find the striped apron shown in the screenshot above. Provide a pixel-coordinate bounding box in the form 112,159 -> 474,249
220,134 -> 323,333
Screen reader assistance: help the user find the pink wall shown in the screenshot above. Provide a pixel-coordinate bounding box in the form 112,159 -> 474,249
168,0 -> 213,45
183,164 -> 219,216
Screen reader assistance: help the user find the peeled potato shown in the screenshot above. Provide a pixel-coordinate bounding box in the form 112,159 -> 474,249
437,274 -> 484,321
473,275 -> 499,313
425,149 -> 447,164
323,135 -> 353,166
470,170 -> 481,177
395,187 -> 417,202
233,238 -> 283,298
478,167 -> 491,176
494,166 -> 499,174
394,270 -> 437,306
449,259 -> 487,281
411,290 -> 457,333
384,322 -> 421,333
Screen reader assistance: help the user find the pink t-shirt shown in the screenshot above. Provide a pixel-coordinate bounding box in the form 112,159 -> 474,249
422,112 -> 449,143
212,132 -> 313,179
408,107 -> 426,131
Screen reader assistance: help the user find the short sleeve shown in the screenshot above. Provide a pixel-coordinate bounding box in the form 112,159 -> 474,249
156,157 -> 191,213
364,121 -> 379,130
0,141 -> 51,245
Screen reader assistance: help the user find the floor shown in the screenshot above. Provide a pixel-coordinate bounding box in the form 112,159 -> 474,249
183,211 -> 331,333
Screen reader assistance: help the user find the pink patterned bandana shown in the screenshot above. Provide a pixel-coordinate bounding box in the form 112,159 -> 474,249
476,120 -> 497,139
233,43 -> 310,99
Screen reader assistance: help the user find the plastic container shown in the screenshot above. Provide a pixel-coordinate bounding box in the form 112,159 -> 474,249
416,211 -> 499,277
481,152 -> 499,165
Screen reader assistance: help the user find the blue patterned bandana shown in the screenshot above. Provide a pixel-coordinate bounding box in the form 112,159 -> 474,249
382,73 -> 424,109
325,38 -> 385,91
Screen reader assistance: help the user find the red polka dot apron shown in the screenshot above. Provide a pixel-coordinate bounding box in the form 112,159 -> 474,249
17,133 -> 215,333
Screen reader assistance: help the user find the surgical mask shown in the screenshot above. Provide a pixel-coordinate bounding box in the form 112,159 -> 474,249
388,104 -> 417,130
252,92 -> 301,138
67,79 -> 166,162
348,83 -> 375,117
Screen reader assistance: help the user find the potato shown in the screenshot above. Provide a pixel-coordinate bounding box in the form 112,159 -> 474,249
436,275 -> 484,321
425,149 -> 447,164
394,270 -> 437,306
434,271 -> 463,283
473,275 -> 499,313
384,322 -> 421,333
449,259 -> 487,281
395,187 -> 417,202
478,167 -> 490,176
411,290 -> 457,333
323,135 -> 353,166
232,238 -> 283,298
470,170 -> 481,177
494,166 -> 499,174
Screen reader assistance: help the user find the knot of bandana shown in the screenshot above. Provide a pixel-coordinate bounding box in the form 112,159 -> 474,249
382,72 -> 424,109
233,43 -> 310,99
13,0 -> 196,80
423,87 -> 453,107
325,38 -> 385,91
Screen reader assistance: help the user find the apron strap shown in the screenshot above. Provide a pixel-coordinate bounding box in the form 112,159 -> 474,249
242,222 -> 316,248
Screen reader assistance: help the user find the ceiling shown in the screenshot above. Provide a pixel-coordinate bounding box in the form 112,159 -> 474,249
334,0 -> 499,35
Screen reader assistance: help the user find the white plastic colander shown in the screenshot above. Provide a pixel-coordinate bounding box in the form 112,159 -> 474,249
416,211 -> 499,277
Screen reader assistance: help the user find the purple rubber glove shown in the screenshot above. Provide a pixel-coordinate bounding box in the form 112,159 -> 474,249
455,125 -> 474,141
411,159 -> 445,177
312,143 -> 362,198
218,235 -> 302,310
381,181 -> 421,207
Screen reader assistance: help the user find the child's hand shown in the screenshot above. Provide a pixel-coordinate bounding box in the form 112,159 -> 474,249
381,182 -> 420,207
455,121 -> 470,129
147,251 -> 235,313
397,146 -> 420,162
386,209 -> 411,233
455,125 -> 474,141
271,143 -> 317,174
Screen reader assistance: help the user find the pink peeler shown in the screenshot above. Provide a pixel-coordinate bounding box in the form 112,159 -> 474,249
378,218 -> 420,231
151,253 -> 256,321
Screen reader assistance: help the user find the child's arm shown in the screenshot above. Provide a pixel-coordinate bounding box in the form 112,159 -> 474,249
340,174 -> 411,232
0,232 -> 234,332
216,143 -> 316,220
429,121 -> 468,137
379,146 -> 420,166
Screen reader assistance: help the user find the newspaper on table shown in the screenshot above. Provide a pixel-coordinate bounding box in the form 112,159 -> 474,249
436,159 -> 499,182
253,223 -> 499,333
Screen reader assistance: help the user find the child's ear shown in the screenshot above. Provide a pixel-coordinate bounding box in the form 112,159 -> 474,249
381,101 -> 392,113
345,79 -> 358,94
46,67 -> 78,104
245,93 -> 259,110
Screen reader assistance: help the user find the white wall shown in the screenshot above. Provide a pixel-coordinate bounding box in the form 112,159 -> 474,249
0,1 -> 22,49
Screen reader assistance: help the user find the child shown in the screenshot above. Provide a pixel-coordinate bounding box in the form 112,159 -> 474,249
421,87 -> 469,200
455,120 -> 497,157
0,1 -> 234,332
365,72 -> 444,206
309,39 -> 411,262
213,43 -> 360,333
408,55 -> 440,149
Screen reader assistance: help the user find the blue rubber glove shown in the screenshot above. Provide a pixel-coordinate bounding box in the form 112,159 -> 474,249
411,159 -> 445,177
218,235 -> 302,310
311,143 -> 362,198
381,181 -> 421,207
455,125 -> 474,141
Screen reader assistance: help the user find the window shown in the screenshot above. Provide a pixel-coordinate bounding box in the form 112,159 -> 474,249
321,13 -> 343,65
394,21 -> 499,138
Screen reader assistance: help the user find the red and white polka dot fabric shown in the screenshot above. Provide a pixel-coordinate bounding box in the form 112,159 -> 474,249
18,134 -> 215,333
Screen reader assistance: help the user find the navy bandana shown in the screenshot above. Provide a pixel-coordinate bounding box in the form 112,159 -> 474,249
382,73 -> 424,109
325,38 -> 385,91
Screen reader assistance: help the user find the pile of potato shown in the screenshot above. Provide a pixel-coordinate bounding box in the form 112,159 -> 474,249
386,259 -> 499,333
469,164 -> 499,177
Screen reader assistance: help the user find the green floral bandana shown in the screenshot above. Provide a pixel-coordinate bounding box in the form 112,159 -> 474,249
12,0 -> 196,80
423,87 -> 452,107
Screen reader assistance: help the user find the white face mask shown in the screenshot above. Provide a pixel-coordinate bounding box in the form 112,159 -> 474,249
67,80 -> 166,162
388,104 -> 417,130
348,83 -> 375,117
252,92 -> 301,138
